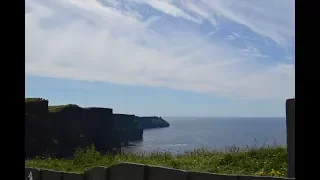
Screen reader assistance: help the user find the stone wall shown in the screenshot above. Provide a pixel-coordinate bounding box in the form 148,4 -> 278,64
25,163 -> 295,180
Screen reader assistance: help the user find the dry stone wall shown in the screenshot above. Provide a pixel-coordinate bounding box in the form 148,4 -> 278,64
25,163 -> 295,180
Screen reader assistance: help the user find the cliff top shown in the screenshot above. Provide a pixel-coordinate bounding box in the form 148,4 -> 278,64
114,113 -> 135,116
48,104 -> 80,113
138,116 -> 163,119
25,98 -> 48,102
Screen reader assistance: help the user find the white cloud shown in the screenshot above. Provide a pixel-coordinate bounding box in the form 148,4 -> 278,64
207,28 -> 219,37
269,63 -> 295,78
134,0 -> 201,23
284,56 -> 293,60
25,0 -> 294,101
198,0 -> 294,48
227,35 -> 235,40
118,0 -> 294,49
232,32 -> 240,38
180,0 -> 218,27
238,47 -> 269,58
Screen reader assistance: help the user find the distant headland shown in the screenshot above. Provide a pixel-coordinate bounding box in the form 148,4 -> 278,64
25,98 -> 170,158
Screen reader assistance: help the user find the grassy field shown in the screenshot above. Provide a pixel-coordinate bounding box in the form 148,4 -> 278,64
25,144 -> 288,177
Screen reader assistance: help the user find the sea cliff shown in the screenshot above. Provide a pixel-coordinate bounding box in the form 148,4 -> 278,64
25,98 -> 170,158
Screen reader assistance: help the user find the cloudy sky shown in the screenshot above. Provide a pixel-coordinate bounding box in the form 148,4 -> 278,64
25,0 -> 295,117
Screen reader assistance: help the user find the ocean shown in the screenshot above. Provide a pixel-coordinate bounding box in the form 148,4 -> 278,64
123,117 -> 287,154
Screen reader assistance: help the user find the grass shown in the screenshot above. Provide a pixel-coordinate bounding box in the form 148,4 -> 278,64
25,98 -> 47,102
25,144 -> 288,177
48,104 -> 79,113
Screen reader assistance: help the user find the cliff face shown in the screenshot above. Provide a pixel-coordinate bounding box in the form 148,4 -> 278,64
136,116 -> 170,129
47,105 -> 117,157
25,98 -> 49,114
25,99 -> 52,157
25,99 -> 119,158
25,98 -> 169,158
112,114 -> 143,143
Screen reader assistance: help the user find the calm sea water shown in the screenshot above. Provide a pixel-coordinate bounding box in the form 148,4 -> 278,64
123,117 -> 287,154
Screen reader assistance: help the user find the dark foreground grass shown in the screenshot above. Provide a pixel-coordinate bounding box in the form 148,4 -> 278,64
25,144 -> 288,177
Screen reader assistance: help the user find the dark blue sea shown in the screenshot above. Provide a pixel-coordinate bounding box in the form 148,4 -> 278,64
123,117 -> 287,154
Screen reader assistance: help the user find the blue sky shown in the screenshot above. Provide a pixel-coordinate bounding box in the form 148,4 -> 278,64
25,0 -> 295,117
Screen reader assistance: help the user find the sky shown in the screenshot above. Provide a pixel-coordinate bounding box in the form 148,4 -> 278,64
25,0 -> 295,117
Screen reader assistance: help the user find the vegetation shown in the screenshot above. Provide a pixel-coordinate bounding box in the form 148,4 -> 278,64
25,98 -> 47,102
48,104 -> 79,113
25,144 -> 288,177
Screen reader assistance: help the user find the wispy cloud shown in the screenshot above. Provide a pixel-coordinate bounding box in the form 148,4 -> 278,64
238,47 -> 269,58
232,32 -> 240,38
25,0 -> 294,101
198,0 -> 295,48
227,35 -> 235,41
179,0 -> 219,27
141,0 -> 201,23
